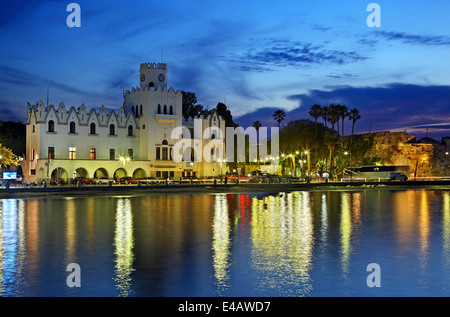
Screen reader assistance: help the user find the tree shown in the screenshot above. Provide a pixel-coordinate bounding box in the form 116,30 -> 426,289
338,105 -> 349,137
328,104 -> 339,133
216,102 -> 237,127
321,106 -> 329,127
348,108 -> 361,151
324,130 -> 339,180
308,104 -> 322,163
0,144 -> 19,168
181,91 -> 198,120
273,109 -> 286,128
252,120 -> 262,131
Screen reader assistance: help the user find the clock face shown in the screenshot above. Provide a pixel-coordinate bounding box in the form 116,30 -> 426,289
158,74 -> 165,82
140,74 -> 145,82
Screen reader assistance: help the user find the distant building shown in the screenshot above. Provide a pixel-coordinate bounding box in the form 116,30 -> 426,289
22,62 -> 226,182
363,131 -> 450,177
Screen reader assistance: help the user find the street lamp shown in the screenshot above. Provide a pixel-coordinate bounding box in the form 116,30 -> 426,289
304,150 -> 310,179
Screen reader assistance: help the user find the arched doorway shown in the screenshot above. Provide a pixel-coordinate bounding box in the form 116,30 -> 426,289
75,167 -> 88,178
113,168 -> 127,180
133,168 -> 146,179
94,168 -> 108,178
51,167 -> 68,184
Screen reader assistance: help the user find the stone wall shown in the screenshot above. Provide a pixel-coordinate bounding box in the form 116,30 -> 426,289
362,131 -> 449,177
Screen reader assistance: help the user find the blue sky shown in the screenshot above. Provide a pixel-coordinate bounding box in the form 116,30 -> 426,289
1,0 -> 450,139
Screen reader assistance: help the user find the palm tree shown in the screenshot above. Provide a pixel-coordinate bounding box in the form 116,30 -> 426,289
321,106 -> 329,127
348,108 -> 361,153
338,105 -> 349,137
273,109 -> 286,129
252,120 -> 262,131
308,104 -> 322,165
324,130 -> 339,180
328,104 -> 339,133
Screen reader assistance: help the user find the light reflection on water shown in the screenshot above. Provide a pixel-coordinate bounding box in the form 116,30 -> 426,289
0,189 -> 450,296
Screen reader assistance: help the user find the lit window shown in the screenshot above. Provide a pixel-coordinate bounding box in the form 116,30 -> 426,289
69,147 -> 76,160
90,148 -> 96,160
48,147 -> 55,159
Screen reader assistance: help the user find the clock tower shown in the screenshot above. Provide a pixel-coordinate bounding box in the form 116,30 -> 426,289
139,62 -> 168,90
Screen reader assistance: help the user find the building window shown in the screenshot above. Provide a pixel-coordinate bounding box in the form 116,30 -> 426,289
128,125 -> 133,136
162,171 -> 168,178
170,171 -> 174,177
169,105 -> 173,115
90,148 -> 96,160
32,125 -> 35,133
48,147 -> 55,159
48,120 -> 55,132
69,147 -> 76,160
110,148 -> 115,160
69,121 -> 76,134
156,171 -> 161,177
90,122 -> 96,134
140,105 -> 143,116
157,104 -> 161,114
156,147 -> 160,160
109,124 -> 115,135
162,139 -> 168,145
32,149 -> 35,160
163,105 -> 167,114
142,124 -> 145,130
162,147 -> 168,160
128,149 -> 133,159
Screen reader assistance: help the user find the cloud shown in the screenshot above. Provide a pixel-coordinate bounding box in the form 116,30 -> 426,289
225,38 -> 368,72
374,31 -> 450,46
235,83 -> 450,139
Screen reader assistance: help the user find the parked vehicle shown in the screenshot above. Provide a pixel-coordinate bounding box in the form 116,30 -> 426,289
181,176 -> 203,183
140,177 -> 161,184
389,172 -> 408,181
205,176 -> 223,183
227,173 -> 252,183
119,177 -> 138,184
94,177 -> 116,184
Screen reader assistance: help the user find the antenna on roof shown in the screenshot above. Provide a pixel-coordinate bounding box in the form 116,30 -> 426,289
46,85 -> 49,107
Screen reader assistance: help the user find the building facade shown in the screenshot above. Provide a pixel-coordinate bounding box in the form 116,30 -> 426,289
22,62 -> 226,182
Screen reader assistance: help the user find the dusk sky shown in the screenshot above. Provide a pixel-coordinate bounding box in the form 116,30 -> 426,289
1,0 -> 449,139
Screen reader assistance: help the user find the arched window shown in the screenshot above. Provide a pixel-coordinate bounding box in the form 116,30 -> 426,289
135,107 -> 139,117
131,106 -> 135,115
149,82 -> 154,88
169,105 -> 173,115
128,125 -> 133,136
163,105 -> 167,115
109,124 -> 115,135
48,120 -> 55,132
90,122 -> 96,134
157,104 -> 161,114
140,105 -> 143,116
162,139 -> 168,145
69,121 -> 76,134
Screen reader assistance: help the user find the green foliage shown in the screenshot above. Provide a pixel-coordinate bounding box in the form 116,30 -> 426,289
0,120 -> 26,157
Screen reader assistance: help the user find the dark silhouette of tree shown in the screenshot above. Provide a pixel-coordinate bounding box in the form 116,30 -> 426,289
273,109 -> 286,128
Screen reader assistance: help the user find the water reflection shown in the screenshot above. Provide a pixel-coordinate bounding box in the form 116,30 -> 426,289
443,192 -> 450,269
0,199 -> 26,296
113,198 -> 135,296
250,192 -> 313,296
212,194 -> 230,294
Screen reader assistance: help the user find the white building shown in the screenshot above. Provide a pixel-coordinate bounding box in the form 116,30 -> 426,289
22,62 -> 226,182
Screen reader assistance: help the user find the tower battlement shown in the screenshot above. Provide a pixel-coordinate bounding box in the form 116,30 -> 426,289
140,62 -> 167,71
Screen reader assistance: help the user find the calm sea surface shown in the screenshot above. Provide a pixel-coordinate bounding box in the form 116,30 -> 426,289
1,188 -> 450,297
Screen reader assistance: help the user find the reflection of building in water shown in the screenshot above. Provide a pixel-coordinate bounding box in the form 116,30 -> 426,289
443,192 -> 450,269
114,198 -> 135,297
250,192 -> 313,296
212,194 -> 230,294
0,199 -> 26,296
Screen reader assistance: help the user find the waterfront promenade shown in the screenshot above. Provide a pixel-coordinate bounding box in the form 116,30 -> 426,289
1,179 -> 449,198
